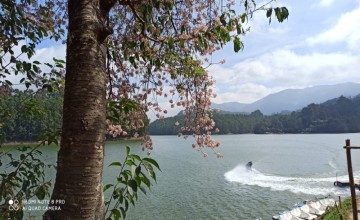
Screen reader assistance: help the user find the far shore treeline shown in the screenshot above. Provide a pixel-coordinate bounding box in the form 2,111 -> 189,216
0,86 -> 148,143
0,86 -> 63,143
149,94 -> 360,135
2,84 -> 360,142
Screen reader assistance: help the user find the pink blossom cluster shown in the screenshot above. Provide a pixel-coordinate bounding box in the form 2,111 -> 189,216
105,104 -> 147,140
141,135 -> 153,155
106,120 -> 127,137
105,0 -> 239,155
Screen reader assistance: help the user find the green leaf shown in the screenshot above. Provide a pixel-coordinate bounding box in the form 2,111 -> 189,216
22,180 -> 30,191
151,171 -> 157,182
14,210 -> 24,220
134,175 -> 141,186
266,8 -> 272,18
121,171 -> 129,181
128,179 -> 137,192
129,56 -> 137,68
121,171 -> 129,182
5,80 -> 12,86
126,160 -> 136,166
244,0 -> 249,8
53,57 -> 66,64
241,13 -> 247,23
233,37 -> 242,53
35,187 -> 46,200
47,85 -> 54,92
21,45 -> 27,53
120,207 -> 126,219
103,184 -> 113,192
168,36 -> 174,49
220,13 -> 227,26
131,165 -> 137,177
180,39 -> 185,48
142,158 -> 161,170
128,154 -> 141,161
135,166 -> 141,176
140,175 -> 151,188
281,7 -> 289,21
236,22 -> 242,34
139,186 -> 147,195
274,7 -> 289,23
109,162 -> 122,167
143,161 -> 156,182
112,209 -> 121,220
194,66 -> 205,75
127,185 -> 134,196
275,8 -> 281,22
25,82 -> 31,88
44,62 -> 54,68
126,146 -> 130,155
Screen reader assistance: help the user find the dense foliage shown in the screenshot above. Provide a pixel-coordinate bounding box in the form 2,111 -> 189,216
0,85 -> 63,143
149,95 -> 360,135
0,144 -> 54,220
0,85 -> 150,143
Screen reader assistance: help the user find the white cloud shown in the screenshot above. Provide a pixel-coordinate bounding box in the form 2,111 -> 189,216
212,48 -> 359,85
268,26 -> 289,35
209,47 -> 360,104
33,44 -> 66,65
207,65 -> 237,85
306,6 -> 360,50
319,0 -> 335,7
212,83 -> 285,104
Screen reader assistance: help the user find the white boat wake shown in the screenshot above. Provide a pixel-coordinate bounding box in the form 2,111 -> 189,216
224,164 -> 357,196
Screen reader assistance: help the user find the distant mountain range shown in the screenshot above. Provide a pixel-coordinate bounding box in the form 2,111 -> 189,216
212,82 -> 360,115
149,93 -> 360,135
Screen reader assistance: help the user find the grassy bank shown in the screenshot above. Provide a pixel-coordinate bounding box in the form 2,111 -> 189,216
323,197 -> 352,220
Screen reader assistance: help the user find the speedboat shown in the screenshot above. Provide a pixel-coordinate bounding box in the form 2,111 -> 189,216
246,161 -> 253,170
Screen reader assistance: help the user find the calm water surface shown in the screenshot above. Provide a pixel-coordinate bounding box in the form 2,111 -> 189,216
12,134 -> 360,219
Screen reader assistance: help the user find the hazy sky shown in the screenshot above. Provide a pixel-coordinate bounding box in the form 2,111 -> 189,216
17,0 -> 360,108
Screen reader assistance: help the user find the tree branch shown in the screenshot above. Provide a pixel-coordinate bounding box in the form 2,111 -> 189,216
100,0 -> 117,14
118,0 -> 141,6
127,2 -> 161,43
97,25 -> 114,42
128,3 -> 145,24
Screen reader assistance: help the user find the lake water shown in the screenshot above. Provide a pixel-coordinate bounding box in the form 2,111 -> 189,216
112,134 -> 360,220
9,134 -> 360,219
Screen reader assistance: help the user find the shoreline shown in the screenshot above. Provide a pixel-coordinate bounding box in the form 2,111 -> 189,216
2,137 -> 144,147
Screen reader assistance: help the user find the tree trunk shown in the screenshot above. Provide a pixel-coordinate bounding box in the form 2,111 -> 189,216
44,0 -> 114,219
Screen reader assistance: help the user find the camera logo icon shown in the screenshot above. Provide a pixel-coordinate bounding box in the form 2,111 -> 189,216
8,199 -> 20,211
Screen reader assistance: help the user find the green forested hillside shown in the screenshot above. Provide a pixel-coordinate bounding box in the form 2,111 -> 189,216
0,86 -> 63,142
2,88 -> 359,141
0,85 -> 149,142
149,95 -> 360,135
